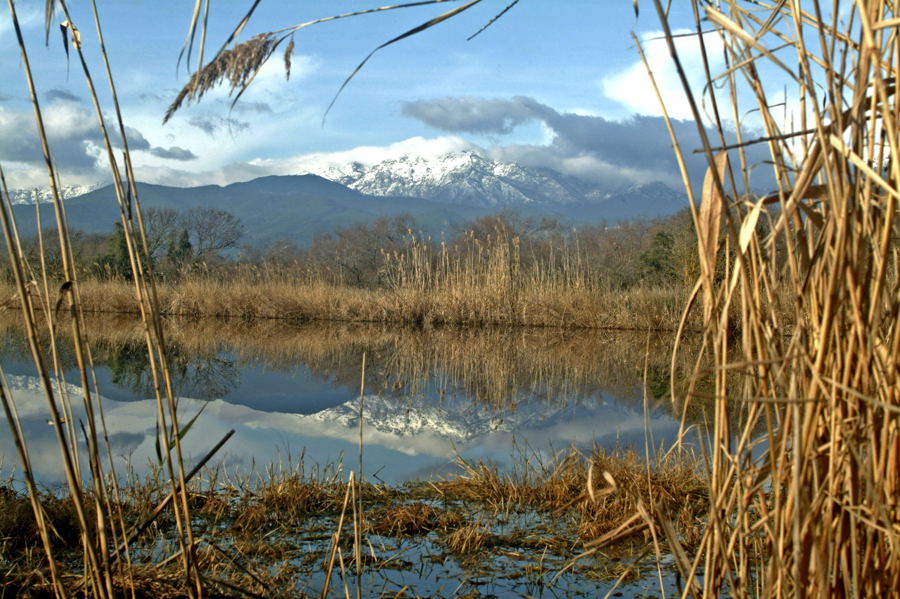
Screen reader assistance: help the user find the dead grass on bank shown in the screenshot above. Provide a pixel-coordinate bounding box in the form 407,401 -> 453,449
430,446 -> 707,549
0,274 -> 694,331
1,446 -> 704,597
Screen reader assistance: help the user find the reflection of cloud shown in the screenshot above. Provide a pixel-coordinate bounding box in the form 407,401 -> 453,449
2,375 -> 681,486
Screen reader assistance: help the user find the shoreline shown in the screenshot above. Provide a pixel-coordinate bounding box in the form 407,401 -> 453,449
0,277 -> 699,331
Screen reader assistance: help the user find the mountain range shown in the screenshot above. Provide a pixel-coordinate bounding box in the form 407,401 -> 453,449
7,182 -> 101,205
8,152 -> 686,246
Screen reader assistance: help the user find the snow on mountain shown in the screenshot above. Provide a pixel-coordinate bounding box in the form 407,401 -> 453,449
310,150 -> 686,213
7,182 -> 101,205
315,151 -> 595,208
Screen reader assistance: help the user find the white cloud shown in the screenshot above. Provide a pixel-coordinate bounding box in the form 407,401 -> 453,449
253,135 -> 478,173
130,135 -> 478,187
0,4 -> 42,40
602,29 -> 725,120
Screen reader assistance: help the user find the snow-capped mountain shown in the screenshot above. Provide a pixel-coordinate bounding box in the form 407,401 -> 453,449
312,151 -> 686,212
7,182 -> 101,205
316,151 -> 595,208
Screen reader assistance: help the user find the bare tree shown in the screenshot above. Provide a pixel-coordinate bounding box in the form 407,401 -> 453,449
182,207 -> 243,260
142,207 -> 181,262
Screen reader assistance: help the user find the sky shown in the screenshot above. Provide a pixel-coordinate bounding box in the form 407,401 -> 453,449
0,1 -> 750,192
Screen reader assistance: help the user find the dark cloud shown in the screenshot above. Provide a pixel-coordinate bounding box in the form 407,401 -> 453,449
121,125 -> 151,151
0,104 -> 165,180
402,95 -> 769,190
45,88 -> 82,103
188,115 -> 250,136
149,146 -> 197,161
402,96 -> 535,134
188,116 -> 217,136
231,100 -> 272,114
138,91 -> 173,103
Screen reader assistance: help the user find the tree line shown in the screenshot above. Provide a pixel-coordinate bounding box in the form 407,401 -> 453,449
2,206 -> 699,290
7,206 -> 243,280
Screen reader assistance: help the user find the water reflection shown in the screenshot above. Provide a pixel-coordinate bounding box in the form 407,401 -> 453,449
0,315 -> 698,484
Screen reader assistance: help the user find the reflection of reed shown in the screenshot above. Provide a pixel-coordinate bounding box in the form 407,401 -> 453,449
0,313 -> 701,412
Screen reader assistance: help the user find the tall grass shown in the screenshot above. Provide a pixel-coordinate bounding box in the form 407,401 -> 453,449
0,227 -> 698,330
648,1 -> 900,596
0,1 -> 221,596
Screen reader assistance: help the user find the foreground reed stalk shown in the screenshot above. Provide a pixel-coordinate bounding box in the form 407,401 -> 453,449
1,1 -> 210,596
650,1 -> 900,596
3,0 -> 899,597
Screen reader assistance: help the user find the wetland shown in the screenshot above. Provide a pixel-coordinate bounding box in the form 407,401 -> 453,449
0,315 -> 706,597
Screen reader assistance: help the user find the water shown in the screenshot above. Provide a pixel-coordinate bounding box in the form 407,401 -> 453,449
0,316 -> 687,485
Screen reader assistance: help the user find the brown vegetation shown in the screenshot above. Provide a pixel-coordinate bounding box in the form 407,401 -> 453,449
0,312 -> 702,411
433,447 -> 707,548
636,1 -> 900,596
2,0 -> 899,597
2,211 -> 701,330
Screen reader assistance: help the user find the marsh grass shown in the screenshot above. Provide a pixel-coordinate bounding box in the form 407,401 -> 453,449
432,447 -> 707,549
0,235 -> 697,330
642,1 -> 900,596
1,446 -> 701,597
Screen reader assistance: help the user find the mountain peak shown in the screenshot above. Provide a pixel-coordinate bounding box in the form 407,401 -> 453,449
6,182 -> 102,205
311,151 -> 590,208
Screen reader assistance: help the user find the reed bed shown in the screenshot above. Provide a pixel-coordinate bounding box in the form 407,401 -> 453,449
1,246 -> 695,330
645,1 -> 900,596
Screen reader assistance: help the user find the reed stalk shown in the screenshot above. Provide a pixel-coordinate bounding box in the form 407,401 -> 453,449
649,1 -> 900,596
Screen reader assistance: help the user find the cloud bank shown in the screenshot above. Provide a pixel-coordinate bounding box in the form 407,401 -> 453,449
401,95 -> 721,188
0,102 -> 200,188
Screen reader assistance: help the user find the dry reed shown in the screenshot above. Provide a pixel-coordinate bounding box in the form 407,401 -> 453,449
645,1 -> 900,596
0,252 -> 695,331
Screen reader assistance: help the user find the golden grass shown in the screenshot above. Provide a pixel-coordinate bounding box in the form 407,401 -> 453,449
643,1 -> 900,596
432,446 -> 707,548
0,311 -> 704,413
0,271 -> 694,331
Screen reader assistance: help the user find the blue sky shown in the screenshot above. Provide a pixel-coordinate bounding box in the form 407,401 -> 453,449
0,1 -> 724,191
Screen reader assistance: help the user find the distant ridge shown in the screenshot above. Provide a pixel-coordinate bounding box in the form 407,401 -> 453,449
312,150 -> 685,211
8,154 -> 687,246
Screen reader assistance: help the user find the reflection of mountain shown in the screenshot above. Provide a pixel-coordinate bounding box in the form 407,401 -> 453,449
1,375 -> 677,485
303,394 -> 626,444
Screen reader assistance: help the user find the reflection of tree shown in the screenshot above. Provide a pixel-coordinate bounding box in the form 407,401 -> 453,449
107,342 -> 153,392
105,342 -> 240,401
